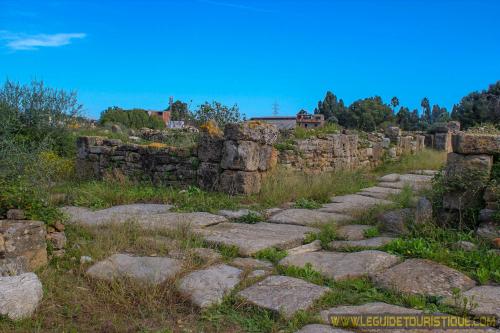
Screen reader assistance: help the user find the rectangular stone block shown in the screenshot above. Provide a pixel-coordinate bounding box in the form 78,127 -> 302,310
197,162 -> 221,191
445,153 -> 493,178
224,122 -> 279,145
219,170 -> 261,195
0,220 -> 47,271
221,140 -> 260,171
198,133 -> 223,162
452,133 -> 500,154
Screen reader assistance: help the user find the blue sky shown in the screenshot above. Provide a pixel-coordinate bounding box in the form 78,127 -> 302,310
1,0 -> 499,119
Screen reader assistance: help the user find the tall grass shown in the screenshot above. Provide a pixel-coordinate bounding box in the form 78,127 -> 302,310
254,167 -> 375,208
374,149 -> 446,175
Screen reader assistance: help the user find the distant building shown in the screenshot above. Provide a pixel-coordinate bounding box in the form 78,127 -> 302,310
249,116 -> 296,130
168,120 -> 185,129
251,112 -> 325,130
148,110 -> 171,125
296,113 -> 324,129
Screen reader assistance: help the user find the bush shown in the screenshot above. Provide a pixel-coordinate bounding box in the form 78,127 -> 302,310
100,107 -> 165,129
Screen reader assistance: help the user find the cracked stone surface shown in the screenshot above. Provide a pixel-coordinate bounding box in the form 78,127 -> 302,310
218,209 -> 261,219
0,273 -> 43,320
178,264 -> 242,308
328,236 -> 395,250
443,285 -> 500,320
372,259 -> 476,297
86,254 -> 182,285
230,257 -> 273,270
268,209 -> 352,226
320,195 -> 392,215
62,206 -> 227,230
336,225 -> 373,241
237,275 -> 329,318
279,251 -> 400,281
198,222 -> 318,256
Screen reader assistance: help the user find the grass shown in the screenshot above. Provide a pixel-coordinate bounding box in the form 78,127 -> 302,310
254,248 -> 288,264
304,224 -> 337,248
374,149 -> 446,176
384,223 -> 500,284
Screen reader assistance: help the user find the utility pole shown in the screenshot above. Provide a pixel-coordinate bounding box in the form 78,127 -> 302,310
272,101 -> 280,116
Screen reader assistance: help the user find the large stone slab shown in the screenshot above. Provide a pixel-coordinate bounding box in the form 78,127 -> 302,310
328,237 -> 395,250
320,195 -> 392,215
237,275 -> 329,318
178,264 -> 242,308
199,222 -> 318,256
86,254 -> 182,285
296,324 -> 353,333
336,225 -> 373,241
0,220 -> 47,271
372,259 -> 476,297
268,209 -> 353,226
62,206 -> 226,230
443,285 -> 500,320
452,133 -> 500,155
221,140 -> 261,171
357,186 -> 402,200
279,251 -> 400,281
0,273 -> 43,320
230,257 -> 274,270
378,208 -> 414,235
320,302 -> 421,324
224,121 -> 279,145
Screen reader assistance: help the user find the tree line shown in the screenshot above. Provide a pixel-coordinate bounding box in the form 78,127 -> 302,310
314,81 -> 500,131
100,101 -> 243,129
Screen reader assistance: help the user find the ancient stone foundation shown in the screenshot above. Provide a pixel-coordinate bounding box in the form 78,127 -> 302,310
441,132 -> 500,242
424,121 -> 461,152
76,123 -> 425,193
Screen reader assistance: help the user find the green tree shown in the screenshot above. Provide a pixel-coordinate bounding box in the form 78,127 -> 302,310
391,96 -> 400,110
451,81 -> 500,129
396,106 -> 411,130
100,107 -> 165,129
192,101 -> 242,127
431,104 -> 449,123
314,91 -> 346,122
168,100 -> 190,121
343,96 -> 394,131
421,97 -> 431,124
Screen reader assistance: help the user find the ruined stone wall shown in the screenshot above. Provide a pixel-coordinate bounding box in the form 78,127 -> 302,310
424,121 -> 461,152
76,124 -> 425,192
278,131 -> 425,173
440,132 -> 500,242
76,137 -> 199,187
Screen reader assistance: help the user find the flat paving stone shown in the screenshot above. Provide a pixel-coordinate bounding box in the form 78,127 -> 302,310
378,181 -> 429,191
86,254 -> 182,285
218,209 -> 261,219
287,240 -> 322,256
320,302 -> 421,323
230,257 -> 274,270
443,285 -> 500,320
279,251 -> 400,281
62,206 -> 227,230
372,258 -> 476,297
357,191 -> 393,200
320,302 -> 500,333
296,324 -> 354,333
328,237 -> 395,250
198,222 -> 318,256
361,186 -> 402,195
336,225 -> 373,241
237,275 -> 330,319
178,264 -> 242,308
268,209 -> 352,226
320,196 -> 392,215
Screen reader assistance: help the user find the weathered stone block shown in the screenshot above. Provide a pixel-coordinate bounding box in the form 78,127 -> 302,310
221,140 -> 260,171
452,133 -> 500,154
445,153 -> 493,178
0,220 -> 47,271
198,133 -> 223,162
258,145 -> 277,171
224,121 -> 279,145
219,170 -> 261,195
197,162 -> 221,191
434,132 -> 451,151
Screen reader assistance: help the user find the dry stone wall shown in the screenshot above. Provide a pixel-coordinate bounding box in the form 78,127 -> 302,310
424,121 -> 461,152
441,132 -> 500,243
278,131 -> 425,173
76,124 -> 425,193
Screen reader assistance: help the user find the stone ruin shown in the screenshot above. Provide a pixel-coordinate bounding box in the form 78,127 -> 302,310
77,121 -> 280,195
440,132 -> 500,243
76,122 -> 426,193
424,121 -> 461,152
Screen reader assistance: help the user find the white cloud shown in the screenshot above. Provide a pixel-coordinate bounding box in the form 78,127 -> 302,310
0,31 -> 86,51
